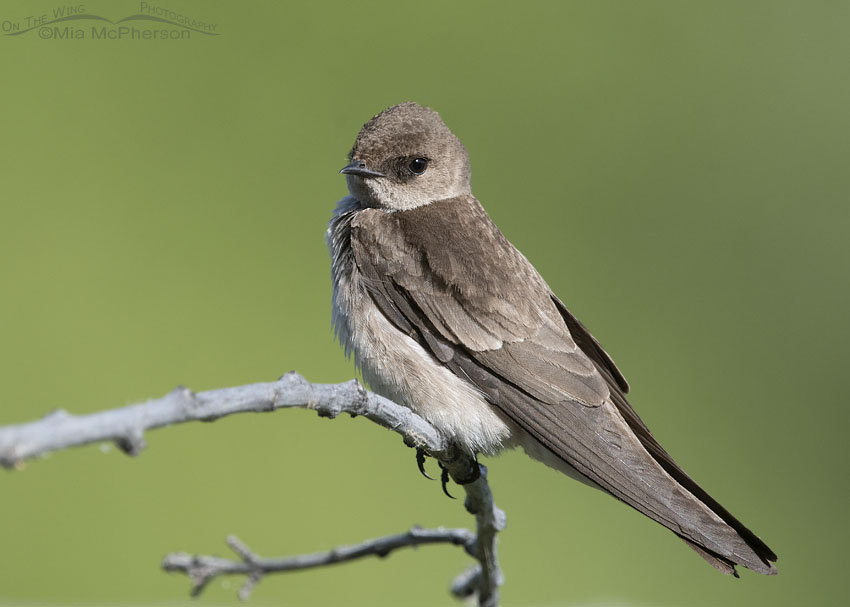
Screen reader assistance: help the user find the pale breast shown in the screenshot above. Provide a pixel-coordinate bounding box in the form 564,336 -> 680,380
326,196 -> 513,455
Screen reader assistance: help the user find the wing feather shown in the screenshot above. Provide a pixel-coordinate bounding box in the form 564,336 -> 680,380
352,196 -> 610,407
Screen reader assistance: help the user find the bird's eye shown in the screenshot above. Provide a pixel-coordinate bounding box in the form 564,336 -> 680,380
408,158 -> 428,175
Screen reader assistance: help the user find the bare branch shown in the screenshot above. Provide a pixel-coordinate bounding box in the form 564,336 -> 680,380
162,527 -> 476,599
451,564 -> 483,599
461,466 -> 506,607
0,372 -> 504,605
0,371 -> 446,468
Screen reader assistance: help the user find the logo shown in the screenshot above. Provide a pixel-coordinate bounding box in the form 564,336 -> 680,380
2,2 -> 219,41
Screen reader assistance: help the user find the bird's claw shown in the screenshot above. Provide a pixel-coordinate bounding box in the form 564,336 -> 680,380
416,447 -> 435,480
414,447 -> 458,499
439,462 -> 456,499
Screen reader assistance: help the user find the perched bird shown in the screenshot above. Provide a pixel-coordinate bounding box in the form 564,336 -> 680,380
327,102 -> 777,576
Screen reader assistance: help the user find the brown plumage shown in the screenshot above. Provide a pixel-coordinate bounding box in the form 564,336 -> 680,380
328,102 -> 777,576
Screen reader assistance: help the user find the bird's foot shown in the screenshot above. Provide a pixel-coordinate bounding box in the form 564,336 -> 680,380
454,460 -> 482,485
415,447 -> 482,498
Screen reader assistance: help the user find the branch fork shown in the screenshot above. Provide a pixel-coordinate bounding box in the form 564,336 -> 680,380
0,372 -> 505,605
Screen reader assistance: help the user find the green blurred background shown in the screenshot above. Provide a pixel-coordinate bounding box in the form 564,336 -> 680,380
1,1 -> 847,605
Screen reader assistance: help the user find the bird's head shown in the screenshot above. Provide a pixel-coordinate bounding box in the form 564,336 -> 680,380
340,102 -> 471,210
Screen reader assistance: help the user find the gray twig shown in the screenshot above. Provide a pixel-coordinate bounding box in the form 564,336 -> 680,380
462,466 -> 506,607
0,371 -> 504,605
0,372 -> 447,468
162,527 -> 476,599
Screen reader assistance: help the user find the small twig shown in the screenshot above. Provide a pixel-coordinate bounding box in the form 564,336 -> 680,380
451,564 -> 483,599
455,464 -> 506,607
162,527 -> 476,599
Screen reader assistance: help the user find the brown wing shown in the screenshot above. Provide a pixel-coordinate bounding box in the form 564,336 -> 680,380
350,195 -> 776,574
353,195 -> 610,408
551,293 -> 777,567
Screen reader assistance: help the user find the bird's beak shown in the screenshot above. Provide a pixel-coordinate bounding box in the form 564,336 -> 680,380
340,160 -> 385,178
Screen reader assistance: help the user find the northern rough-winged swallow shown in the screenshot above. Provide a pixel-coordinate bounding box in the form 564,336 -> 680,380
326,102 -> 777,576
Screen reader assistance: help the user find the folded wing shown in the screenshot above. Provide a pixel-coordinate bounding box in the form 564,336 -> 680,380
351,195 -> 776,575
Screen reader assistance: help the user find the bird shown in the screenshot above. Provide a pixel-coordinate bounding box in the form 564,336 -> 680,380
326,101 -> 777,576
